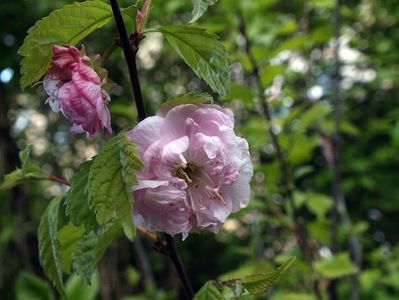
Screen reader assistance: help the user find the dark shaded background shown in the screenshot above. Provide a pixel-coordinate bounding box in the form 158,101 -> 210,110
1,0 -> 399,299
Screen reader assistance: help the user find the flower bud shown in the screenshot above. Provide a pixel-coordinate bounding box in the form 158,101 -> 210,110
43,45 -> 112,136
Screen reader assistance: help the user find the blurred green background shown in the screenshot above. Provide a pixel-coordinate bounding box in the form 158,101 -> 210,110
1,0 -> 399,299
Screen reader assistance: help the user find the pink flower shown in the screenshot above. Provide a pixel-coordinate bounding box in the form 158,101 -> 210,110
43,45 -> 112,136
127,104 -> 253,238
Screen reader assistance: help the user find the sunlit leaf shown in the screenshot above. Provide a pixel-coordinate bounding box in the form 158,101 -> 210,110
18,0 -> 136,89
241,257 -> 295,295
189,0 -> 218,23
156,25 -> 231,95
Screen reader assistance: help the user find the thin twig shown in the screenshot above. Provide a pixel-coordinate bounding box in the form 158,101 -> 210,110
46,174 -> 71,186
109,0 -> 146,121
328,1 -> 362,299
238,11 -> 322,300
162,234 -> 195,299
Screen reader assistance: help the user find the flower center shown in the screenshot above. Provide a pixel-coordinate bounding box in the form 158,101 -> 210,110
175,163 -> 199,184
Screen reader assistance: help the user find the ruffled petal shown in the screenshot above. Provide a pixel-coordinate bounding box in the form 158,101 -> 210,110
127,116 -> 164,153
133,184 -> 192,236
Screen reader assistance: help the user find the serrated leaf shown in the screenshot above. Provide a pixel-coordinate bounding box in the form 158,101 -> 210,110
18,1 -> 137,89
38,196 -> 66,298
65,160 -> 97,230
159,92 -> 213,116
58,224 -> 85,273
193,281 -> 225,300
314,253 -> 358,279
189,0 -> 218,23
88,134 -> 143,240
16,272 -> 55,300
157,25 -> 230,95
241,257 -> 296,295
72,222 -> 122,284
18,0 -> 113,89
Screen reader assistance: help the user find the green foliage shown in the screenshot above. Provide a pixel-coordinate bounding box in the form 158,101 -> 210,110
5,0 -> 399,299
58,224 -> 85,273
18,0 -> 137,89
88,134 -> 143,241
193,281 -> 225,300
18,0 -> 113,89
37,196 -> 66,298
72,221 -> 122,284
65,160 -> 97,230
65,273 -> 99,300
304,193 -> 333,220
16,272 -> 55,300
19,145 -> 41,173
159,92 -> 213,115
0,145 -> 42,189
189,0 -> 218,23
241,257 -> 296,295
156,25 -> 230,95
314,253 -> 358,279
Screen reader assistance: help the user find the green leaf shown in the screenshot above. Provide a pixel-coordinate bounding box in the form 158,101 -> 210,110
241,257 -> 296,295
193,281 -> 225,300
65,160 -> 97,230
0,169 -> 25,190
16,272 -> 55,300
88,134 -> 143,241
189,0 -> 218,23
18,0 -> 136,89
38,196 -> 66,298
157,25 -> 230,95
72,222 -> 122,284
159,92 -> 213,115
314,253 -> 358,279
261,65 -> 285,87
0,145 -> 42,190
58,224 -> 85,273
305,193 -> 333,220
65,273 -> 99,300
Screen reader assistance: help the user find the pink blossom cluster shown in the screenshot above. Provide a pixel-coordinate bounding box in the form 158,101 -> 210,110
43,45 -> 112,136
128,104 -> 253,238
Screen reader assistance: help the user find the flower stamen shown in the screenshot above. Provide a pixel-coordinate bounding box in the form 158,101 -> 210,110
205,185 -> 226,205
176,167 -> 193,184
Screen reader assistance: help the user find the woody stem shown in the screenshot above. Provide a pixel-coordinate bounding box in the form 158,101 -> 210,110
109,0 -> 146,121
109,1 -> 194,298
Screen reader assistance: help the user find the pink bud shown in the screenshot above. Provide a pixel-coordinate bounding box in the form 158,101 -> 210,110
127,104 -> 253,239
43,45 -> 112,136
136,0 -> 152,34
